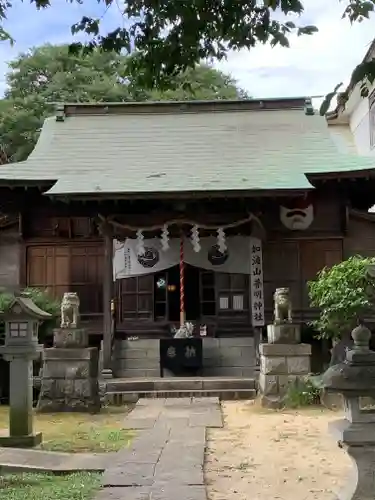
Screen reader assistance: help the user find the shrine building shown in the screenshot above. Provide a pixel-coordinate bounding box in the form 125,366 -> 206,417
0,97 -> 374,379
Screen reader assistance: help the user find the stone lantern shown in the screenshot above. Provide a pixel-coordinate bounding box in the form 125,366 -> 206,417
0,293 -> 51,447
322,324 -> 375,500
365,262 -> 375,279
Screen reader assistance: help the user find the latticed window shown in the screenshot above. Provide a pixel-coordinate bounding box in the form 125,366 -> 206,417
9,321 -> 28,338
369,90 -> 375,149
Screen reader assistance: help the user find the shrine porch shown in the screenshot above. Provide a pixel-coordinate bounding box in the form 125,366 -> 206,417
104,376 -> 257,404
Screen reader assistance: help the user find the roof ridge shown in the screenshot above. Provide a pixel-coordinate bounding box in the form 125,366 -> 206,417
59,97 -> 309,117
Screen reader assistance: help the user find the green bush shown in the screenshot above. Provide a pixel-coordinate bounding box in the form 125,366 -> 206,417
308,255 -> 375,340
283,375 -> 322,408
0,287 -> 60,344
21,287 -> 60,316
0,290 -> 14,313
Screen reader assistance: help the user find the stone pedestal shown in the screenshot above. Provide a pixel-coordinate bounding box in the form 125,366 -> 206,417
259,342 -> 311,408
329,418 -> 375,500
37,346 -> 100,413
0,352 -> 42,448
53,327 -> 88,348
267,323 -> 300,344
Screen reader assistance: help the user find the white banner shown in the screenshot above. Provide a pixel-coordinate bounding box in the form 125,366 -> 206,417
249,237 -> 265,327
113,236 -> 252,279
185,236 -> 252,274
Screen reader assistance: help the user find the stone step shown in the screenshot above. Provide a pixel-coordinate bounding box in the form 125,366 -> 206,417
106,376 -> 257,393
105,388 -> 257,405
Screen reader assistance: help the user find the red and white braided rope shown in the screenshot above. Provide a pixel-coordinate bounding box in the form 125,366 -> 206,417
179,236 -> 185,325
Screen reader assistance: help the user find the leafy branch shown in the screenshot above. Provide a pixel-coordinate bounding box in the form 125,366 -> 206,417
0,1 -> 374,90
308,256 -> 375,340
1,0 -> 320,88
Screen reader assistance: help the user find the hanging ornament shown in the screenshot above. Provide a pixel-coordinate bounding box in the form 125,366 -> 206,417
190,225 -> 201,253
136,229 -> 145,256
160,224 -> 170,251
217,227 -> 227,253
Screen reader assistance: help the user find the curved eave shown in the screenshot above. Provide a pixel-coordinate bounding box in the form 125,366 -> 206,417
43,187 -> 315,201
305,168 -> 375,185
0,179 -> 57,190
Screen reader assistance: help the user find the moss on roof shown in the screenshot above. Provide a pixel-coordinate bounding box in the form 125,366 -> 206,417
0,100 -> 373,196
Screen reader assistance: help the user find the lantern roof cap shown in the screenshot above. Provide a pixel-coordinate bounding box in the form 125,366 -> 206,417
2,293 -> 52,320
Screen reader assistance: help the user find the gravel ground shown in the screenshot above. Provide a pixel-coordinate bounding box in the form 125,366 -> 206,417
205,400 -> 351,500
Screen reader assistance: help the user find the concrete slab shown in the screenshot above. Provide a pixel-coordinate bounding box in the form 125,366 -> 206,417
123,418 -> 158,429
102,462 -> 155,487
0,447 -> 113,473
151,484 -> 207,500
94,487 -> 151,500
136,398 -> 166,406
189,413 -> 223,428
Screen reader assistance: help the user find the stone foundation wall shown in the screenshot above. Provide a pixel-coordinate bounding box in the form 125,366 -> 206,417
259,343 -> 311,406
202,337 -> 255,377
113,339 -> 160,378
113,337 -> 256,378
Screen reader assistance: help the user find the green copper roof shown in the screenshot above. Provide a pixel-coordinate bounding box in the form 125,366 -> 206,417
0,100 -> 373,196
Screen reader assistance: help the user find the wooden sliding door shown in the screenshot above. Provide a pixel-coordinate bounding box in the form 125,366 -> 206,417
115,275 -> 154,323
26,243 -> 104,317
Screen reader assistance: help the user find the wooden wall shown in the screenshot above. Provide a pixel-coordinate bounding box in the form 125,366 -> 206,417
11,188 -> 350,336
263,239 -> 343,323
344,214 -> 375,258
0,225 -> 21,289
262,192 -> 343,236
22,212 -> 104,333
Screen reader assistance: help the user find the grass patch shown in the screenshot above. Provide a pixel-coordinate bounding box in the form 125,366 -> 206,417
0,472 -> 101,500
283,376 -> 322,409
0,406 -> 134,453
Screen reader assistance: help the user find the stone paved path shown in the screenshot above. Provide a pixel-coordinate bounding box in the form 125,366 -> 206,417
95,397 -> 223,500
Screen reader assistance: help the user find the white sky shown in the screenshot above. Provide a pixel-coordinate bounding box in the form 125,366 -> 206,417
215,1 -> 375,105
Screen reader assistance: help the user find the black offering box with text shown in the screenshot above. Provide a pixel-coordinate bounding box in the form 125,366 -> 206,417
159,337 -> 203,377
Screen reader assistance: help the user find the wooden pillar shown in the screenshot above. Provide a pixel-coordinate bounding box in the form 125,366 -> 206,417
254,327 -> 261,371
102,223 -> 113,378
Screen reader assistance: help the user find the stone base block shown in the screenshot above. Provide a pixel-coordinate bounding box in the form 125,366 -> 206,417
53,328 -> 88,348
37,346 -> 100,413
259,372 -> 311,407
259,341 -> 311,405
260,343 -> 311,356
259,343 -> 311,375
0,432 -> 42,448
259,372 -> 301,396
267,323 -> 301,344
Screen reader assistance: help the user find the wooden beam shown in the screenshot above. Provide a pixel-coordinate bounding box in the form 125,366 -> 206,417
101,220 -> 114,378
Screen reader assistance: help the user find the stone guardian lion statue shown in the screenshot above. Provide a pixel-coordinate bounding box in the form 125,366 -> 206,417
273,287 -> 292,324
60,292 -> 80,328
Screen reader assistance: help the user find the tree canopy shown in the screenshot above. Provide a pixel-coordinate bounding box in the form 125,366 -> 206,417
308,256 -> 375,340
0,0 -> 373,95
0,44 -> 248,163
